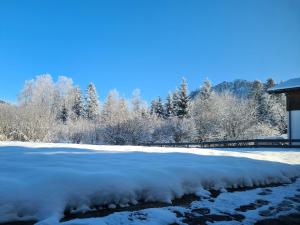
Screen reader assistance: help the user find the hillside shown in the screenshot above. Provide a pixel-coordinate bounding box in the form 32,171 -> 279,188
191,79 -> 255,99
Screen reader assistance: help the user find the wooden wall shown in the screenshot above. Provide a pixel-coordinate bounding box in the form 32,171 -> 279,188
287,90 -> 300,111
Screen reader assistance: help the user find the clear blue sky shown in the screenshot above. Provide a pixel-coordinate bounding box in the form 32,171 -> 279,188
0,0 -> 299,103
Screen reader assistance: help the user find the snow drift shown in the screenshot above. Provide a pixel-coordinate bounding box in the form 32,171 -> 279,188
0,142 -> 299,224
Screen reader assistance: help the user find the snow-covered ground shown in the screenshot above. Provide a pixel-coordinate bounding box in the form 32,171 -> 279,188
0,142 -> 299,225
62,178 -> 300,225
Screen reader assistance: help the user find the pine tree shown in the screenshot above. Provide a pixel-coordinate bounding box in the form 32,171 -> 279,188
165,92 -> 175,118
150,97 -> 164,118
85,83 -> 100,120
264,78 -> 275,91
59,103 -> 68,124
259,93 -> 271,123
72,87 -> 85,119
249,80 -> 267,122
176,78 -> 190,118
150,99 -> 157,115
249,80 -> 263,101
156,97 -> 164,117
172,89 -> 181,117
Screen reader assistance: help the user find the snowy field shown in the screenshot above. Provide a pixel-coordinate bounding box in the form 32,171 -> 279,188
0,142 -> 300,225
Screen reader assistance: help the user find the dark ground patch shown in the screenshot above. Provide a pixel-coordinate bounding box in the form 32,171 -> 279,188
61,194 -> 200,222
236,199 -> 269,212
255,213 -> 300,225
181,213 -> 245,225
1,181 -> 299,225
258,188 -> 273,196
0,221 -> 36,225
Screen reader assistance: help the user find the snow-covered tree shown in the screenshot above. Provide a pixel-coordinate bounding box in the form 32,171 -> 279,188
199,79 -> 212,101
172,89 -> 180,117
150,97 -> 164,118
264,78 -> 275,91
17,74 -> 57,141
58,103 -> 69,124
165,92 -> 176,118
176,78 -> 190,118
171,117 -> 197,143
2,75 -> 287,144
71,87 -> 85,119
102,90 -> 121,124
131,89 -> 147,114
85,83 -> 100,120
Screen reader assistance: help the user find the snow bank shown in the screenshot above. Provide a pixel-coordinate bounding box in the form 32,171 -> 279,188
0,142 -> 299,224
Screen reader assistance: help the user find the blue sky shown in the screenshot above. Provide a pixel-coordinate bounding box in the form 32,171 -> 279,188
0,0 -> 299,103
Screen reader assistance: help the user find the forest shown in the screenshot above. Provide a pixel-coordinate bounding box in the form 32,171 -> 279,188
0,75 -> 287,144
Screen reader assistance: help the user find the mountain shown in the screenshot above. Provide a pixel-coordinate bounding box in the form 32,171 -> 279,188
213,79 -> 253,98
191,79 -> 254,99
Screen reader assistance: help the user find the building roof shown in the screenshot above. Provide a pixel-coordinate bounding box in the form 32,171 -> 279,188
268,78 -> 300,94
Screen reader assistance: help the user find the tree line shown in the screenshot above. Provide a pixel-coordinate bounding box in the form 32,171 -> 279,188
0,74 -> 287,144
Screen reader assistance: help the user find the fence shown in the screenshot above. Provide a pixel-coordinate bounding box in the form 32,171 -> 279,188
142,139 -> 300,148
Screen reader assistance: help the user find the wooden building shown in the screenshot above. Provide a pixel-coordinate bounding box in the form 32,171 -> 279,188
268,78 -> 300,142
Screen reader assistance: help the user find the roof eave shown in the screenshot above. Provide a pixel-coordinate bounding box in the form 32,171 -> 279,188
268,87 -> 300,94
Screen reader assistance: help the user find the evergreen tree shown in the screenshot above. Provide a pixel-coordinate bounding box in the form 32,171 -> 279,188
156,97 -> 164,117
85,83 -> 100,120
249,80 -> 263,101
150,99 -> 157,115
165,92 -> 176,118
150,97 -> 164,118
172,89 -> 180,117
264,78 -> 275,91
59,103 -> 68,124
176,78 -> 190,118
259,93 -> 271,122
249,80 -> 268,122
72,87 -> 85,119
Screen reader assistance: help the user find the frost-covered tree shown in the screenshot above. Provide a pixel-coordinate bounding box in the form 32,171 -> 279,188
248,80 -> 266,121
17,74 -> 57,141
150,97 -> 164,118
172,89 -> 180,117
264,78 -> 275,91
267,93 -> 287,134
131,89 -> 147,114
58,103 -> 69,124
102,90 -> 121,124
1,75 -> 288,144
56,76 -> 74,98
176,78 -> 190,118
249,80 -> 264,102
150,99 -> 157,115
18,80 -> 34,106
171,117 -> 197,143
85,83 -> 100,120
165,92 -> 176,118
71,87 -> 85,119
190,91 -> 271,141
199,79 -> 212,101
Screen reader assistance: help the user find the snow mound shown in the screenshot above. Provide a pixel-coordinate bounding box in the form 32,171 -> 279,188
0,142 -> 299,224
